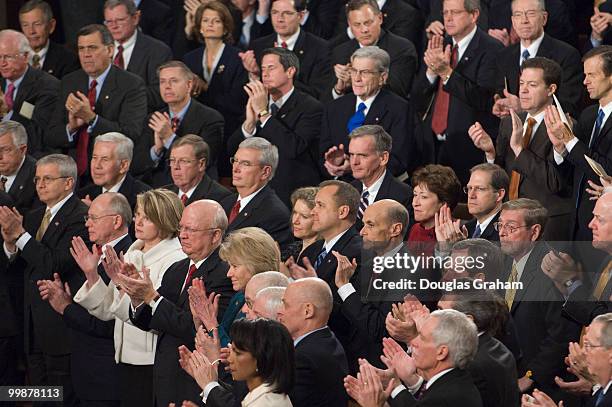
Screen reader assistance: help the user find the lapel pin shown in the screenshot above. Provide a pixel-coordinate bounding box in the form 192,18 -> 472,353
48,69 -> 53,74
54,221 -> 59,226
217,64 -> 225,74
19,186 -> 23,190
104,95 -> 109,100
243,212 -> 248,217
281,114 -> 287,118
299,50 -> 304,55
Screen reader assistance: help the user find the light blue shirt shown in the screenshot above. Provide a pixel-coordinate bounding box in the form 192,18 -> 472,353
149,99 -> 193,162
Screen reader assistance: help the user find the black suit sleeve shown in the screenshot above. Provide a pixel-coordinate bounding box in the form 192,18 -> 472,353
340,291 -> 391,344
387,41 -> 418,99
148,298 -> 197,344
63,302 -> 114,339
443,51 -> 499,112
206,383 -> 236,407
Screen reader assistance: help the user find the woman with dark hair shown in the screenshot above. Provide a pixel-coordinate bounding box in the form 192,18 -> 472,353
408,164 -> 462,256
183,0 -> 248,178
229,318 -> 295,406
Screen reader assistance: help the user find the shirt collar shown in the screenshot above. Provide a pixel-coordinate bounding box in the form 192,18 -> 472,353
180,183 -> 198,198
101,233 -> 129,253
355,90 -> 380,113
170,98 -> 192,120
276,27 -> 300,50
520,32 -> 545,60
362,169 -> 386,200
102,174 -> 127,193
91,62 -> 112,84
426,368 -> 454,389
31,41 -> 50,61
238,184 -> 267,210
293,325 -> 328,346
190,255 -> 209,270
5,67 -> 28,89
513,247 -> 534,282
453,25 -> 477,60
47,192 -> 74,221
270,86 -> 295,111
476,210 -> 499,232
115,29 -> 138,49
377,0 -> 387,9
324,227 -> 351,253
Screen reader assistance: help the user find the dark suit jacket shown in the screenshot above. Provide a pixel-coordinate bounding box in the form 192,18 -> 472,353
220,185 -> 292,249
47,66 -> 148,170
587,387 -> 612,407
464,211 -> 500,242
9,195 -> 90,355
301,0 -> 342,40
495,114 -> 574,240
41,41 -> 80,79
566,105 -> 612,241
228,89 -> 323,206
0,192 -> 17,339
126,31 -> 173,111
501,243 -> 581,401
320,89 -> 413,177
412,28 -> 503,185
2,67 -> 59,156
298,227 -> 363,372
389,368 -> 483,407
165,174 -> 232,205
494,33 -> 583,118
138,0 -> 175,46
251,29 -> 333,100
63,234 -> 132,402
331,30 -> 417,100
290,327 -> 349,407
77,173 -> 151,210
183,44 -> 248,140
131,251 -> 234,406
469,333 -> 520,407
134,98 -> 225,186
5,155 -> 40,215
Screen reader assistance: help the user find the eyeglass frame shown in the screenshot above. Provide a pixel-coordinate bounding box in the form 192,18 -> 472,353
229,157 -> 266,168
84,213 -> 118,222
167,157 -> 203,167
463,185 -> 497,194
33,176 -> 70,185
493,222 -> 532,234
178,226 -> 220,234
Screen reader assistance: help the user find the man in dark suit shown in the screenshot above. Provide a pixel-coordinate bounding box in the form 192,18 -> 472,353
587,1 -> 612,52
294,180 -> 363,371
473,57 -> 574,240
0,121 -> 40,214
137,0 -> 175,46
277,277 -> 349,407
491,0 -> 583,119
220,137 -> 292,248
77,131 -> 150,210
547,46 -> 612,243
230,47 -> 323,206
0,154 -> 89,407
342,125 -> 413,231
38,192 -> 134,406
47,24 -> 147,181
498,198 -> 581,404
331,0 -> 418,100
321,46 -> 413,180
439,289 -> 520,407
123,200 -> 235,407
412,0 -> 502,186
134,60 -> 224,186
103,0 -> 173,111
165,135 -> 232,205
301,0 -> 342,41
0,29 -> 59,157
241,0 -> 333,100
378,310 -> 483,406
18,0 -> 80,79
463,163 -> 507,241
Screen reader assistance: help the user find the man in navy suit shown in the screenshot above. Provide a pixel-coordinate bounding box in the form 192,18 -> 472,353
38,192 -> 134,406
103,0 -> 173,111
277,277 -> 349,407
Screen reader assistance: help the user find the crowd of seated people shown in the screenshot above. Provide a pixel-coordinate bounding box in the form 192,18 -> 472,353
1,0 -> 612,406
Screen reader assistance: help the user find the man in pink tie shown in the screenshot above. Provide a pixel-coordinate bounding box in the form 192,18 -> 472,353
47,24 -> 147,184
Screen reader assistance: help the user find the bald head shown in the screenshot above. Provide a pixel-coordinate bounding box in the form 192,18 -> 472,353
0,30 -> 31,81
289,278 -> 333,316
180,199 -> 228,260
361,199 -> 408,254
278,277 -> 333,338
590,192 -> 612,253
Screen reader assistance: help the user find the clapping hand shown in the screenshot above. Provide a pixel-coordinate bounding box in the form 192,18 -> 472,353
333,251 -> 357,288
70,236 -> 101,285
188,279 -> 219,332
37,273 -> 72,315
344,362 -> 395,407
286,256 -> 317,279
434,204 -> 467,252
323,144 -> 350,177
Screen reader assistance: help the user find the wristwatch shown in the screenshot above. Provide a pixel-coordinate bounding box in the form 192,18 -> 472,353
563,278 -> 577,288
257,109 -> 269,119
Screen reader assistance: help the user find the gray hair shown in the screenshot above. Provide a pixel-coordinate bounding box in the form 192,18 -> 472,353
94,132 -> 134,161
19,0 -> 54,22
350,46 -> 390,73
104,192 -> 132,227
250,271 -> 290,289
77,24 -> 114,46
104,0 -> 138,14
0,29 -> 33,54
157,60 -> 194,81
255,286 -> 286,320
511,0 -> 544,11
348,124 -> 392,153
592,313 -> 612,348
501,198 -> 548,230
238,137 -> 279,179
0,120 -> 28,147
430,309 -> 478,369
457,0 -> 481,13
37,154 -> 77,189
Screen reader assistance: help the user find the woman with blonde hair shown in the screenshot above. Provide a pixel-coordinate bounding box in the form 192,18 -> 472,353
190,226 -> 280,347
73,189 -> 187,406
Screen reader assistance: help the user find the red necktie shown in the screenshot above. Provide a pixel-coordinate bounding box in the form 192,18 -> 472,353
171,117 -> 180,133
76,79 -> 97,176
181,194 -> 188,206
114,45 -> 124,69
183,264 -> 197,292
431,45 -> 458,135
228,199 -> 240,224
96,245 -> 103,256
4,83 -> 15,112
281,41 -> 288,48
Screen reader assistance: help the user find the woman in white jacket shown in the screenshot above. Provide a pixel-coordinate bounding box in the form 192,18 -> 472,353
74,189 -> 186,407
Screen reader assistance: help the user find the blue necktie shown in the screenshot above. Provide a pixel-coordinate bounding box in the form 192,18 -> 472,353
313,247 -> 327,270
595,388 -> 605,407
521,49 -> 530,65
590,108 -> 605,148
270,103 -> 279,117
472,224 -> 482,238
347,102 -> 367,133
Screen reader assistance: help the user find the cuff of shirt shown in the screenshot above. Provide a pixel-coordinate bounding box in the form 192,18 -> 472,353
163,133 -> 177,149
87,115 -> 99,132
406,376 -> 424,394
150,296 -> 163,314
331,87 -> 343,100
591,37 -> 603,48
566,280 -> 583,299
426,72 -> 438,85
553,149 -> 565,165
391,384 -> 407,399
149,146 -> 163,162
16,232 -> 32,251
66,125 -> 77,142
255,13 -> 268,24
202,381 -> 220,403
3,241 -> 17,258
564,137 -> 579,153
486,156 -> 495,164
259,115 -> 272,128
130,301 -> 144,314
338,283 -> 356,301
242,124 -> 256,138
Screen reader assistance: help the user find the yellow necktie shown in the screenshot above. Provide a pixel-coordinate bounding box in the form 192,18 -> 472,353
593,260 -> 612,300
505,263 -> 519,309
35,209 -> 52,241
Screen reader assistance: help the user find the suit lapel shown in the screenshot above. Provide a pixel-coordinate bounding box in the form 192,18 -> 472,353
96,67 -> 118,112
511,251 -> 538,312
454,29 -> 481,71
374,172 -> 392,202
293,30 -> 307,61
230,187 -> 268,229
364,92 -> 388,125
126,32 -> 144,73
275,90 -> 299,119
41,196 -> 77,243
8,156 -> 34,196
